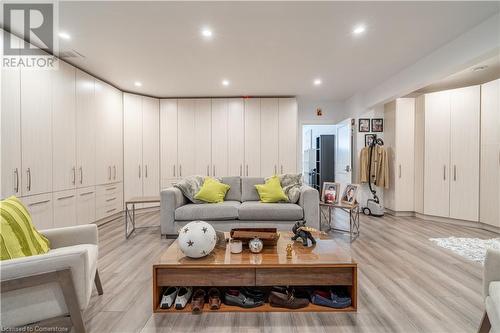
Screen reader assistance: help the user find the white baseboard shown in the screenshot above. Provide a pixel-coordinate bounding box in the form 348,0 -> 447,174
414,212 -> 500,234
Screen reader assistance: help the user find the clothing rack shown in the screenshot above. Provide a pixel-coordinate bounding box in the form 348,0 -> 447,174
367,138 -> 385,204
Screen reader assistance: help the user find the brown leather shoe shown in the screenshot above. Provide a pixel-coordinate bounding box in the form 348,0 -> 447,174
208,288 -> 222,310
269,289 -> 309,309
191,289 -> 206,314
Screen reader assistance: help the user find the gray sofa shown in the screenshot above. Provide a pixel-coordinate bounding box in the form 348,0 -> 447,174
160,176 -> 319,237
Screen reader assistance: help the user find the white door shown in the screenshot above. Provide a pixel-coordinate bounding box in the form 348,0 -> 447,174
76,187 -> 96,225
160,99 -> 178,187
278,98 -> 298,174
260,98 -> 279,176
52,61 -> 77,192
450,86 -> 480,221
94,80 -> 111,185
21,60 -> 53,196
211,99 -> 229,177
76,70 -> 96,188
178,99 -> 196,177
1,35 -> 21,198
424,91 -> 451,218
142,96 -> 160,198
335,118 -> 352,189
227,98 -> 245,177
21,193 -> 53,230
244,98 -> 261,177
194,99 -> 212,176
395,98 -> 415,211
124,93 -> 143,202
480,79 -> 500,227
53,189 -> 77,227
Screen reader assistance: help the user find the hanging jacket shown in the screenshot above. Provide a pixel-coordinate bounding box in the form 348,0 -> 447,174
359,146 -> 389,189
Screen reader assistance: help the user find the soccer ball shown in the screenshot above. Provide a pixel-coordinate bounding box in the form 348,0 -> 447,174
178,221 -> 217,258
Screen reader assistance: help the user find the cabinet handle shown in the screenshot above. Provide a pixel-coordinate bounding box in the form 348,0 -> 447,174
173,165 -> 176,177
108,166 -> 111,180
145,165 -> 148,178
105,187 -> 117,191
213,165 -> 215,177
29,199 -> 50,206
106,197 -> 116,202
106,208 -> 117,214
57,194 -> 75,201
453,165 -> 457,181
113,166 -> 116,180
281,165 -> 283,174
80,191 -> 94,196
179,165 -> 182,177
14,168 -> 19,193
398,164 -> 401,179
27,168 -> 31,191
79,166 -> 83,184
443,165 -> 446,181
72,167 -> 76,185
246,165 -> 249,176
274,165 -> 277,175
240,165 -> 242,177
207,165 -> 210,176
139,165 -> 141,178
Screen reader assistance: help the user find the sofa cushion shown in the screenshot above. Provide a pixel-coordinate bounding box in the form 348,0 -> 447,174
241,177 -> 265,201
487,281 -> 500,331
175,201 -> 241,221
222,177 -> 241,202
238,201 -> 304,221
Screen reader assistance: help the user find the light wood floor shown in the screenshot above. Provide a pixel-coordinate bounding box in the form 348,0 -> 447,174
84,211 -> 497,333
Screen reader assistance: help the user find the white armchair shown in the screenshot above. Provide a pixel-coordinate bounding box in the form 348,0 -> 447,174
0,224 -> 103,333
479,248 -> 500,333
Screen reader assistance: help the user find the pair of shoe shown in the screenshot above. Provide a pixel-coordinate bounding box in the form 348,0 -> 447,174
160,287 -> 192,310
192,288 -> 223,314
268,286 -> 310,309
224,287 -> 265,308
311,287 -> 351,308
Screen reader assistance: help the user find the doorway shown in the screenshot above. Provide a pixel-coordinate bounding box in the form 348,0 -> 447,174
301,124 -> 336,189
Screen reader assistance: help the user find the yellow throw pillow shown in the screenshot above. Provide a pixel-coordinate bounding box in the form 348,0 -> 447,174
255,176 -> 289,203
194,177 -> 231,203
0,196 -> 50,260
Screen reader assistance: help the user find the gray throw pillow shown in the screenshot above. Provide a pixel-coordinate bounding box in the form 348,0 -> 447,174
265,173 -> 303,203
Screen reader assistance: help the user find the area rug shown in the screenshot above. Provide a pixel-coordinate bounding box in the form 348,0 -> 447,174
429,237 -> 500,264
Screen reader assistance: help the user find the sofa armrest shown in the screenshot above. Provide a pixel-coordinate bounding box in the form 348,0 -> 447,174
160,187 -> 188,235
484,248 -> 500,298
41,224 -> 98,249
298,185 -> 320,230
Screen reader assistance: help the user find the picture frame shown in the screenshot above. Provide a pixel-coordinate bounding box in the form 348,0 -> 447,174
358,118 -> 370,132
341,184 -> 359,206
321,182 -> 340,204
371,118 -> 384,132
365,134 -> 377,147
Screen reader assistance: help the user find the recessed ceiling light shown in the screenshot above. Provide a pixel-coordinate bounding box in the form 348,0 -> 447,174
58,32 -> 71,40
313,78 -> 322,86
134,81 -> 142,87
201,28 -> 213,38
352,25 -> 366,35
472,65 -> 488,72
222,79 -> 230,86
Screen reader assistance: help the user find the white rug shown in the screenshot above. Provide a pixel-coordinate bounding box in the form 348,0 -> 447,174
429,237 -> 500,264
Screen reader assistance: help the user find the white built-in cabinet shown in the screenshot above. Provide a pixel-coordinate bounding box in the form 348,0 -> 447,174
177,99 -> 196,178
260,98 -> 280,176
278,98 -> 298,174
53,189 -> 77,228
480,79 -> 500,228
21,193 -> 53,230
160,99 -> 178,187
76,187 -> 96,225
227,99 -> 245,176
384,98 -> 415,213
244,98 -> 261,176
423,86 -> 480,222
124,93 -> 160,204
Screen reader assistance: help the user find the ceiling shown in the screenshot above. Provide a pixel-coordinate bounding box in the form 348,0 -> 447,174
51,1 -> 500,99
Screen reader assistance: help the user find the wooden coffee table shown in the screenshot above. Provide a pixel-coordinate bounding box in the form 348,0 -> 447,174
153,232 -> 357,313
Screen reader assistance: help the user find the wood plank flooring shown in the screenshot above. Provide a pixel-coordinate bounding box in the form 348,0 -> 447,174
84,211 -> 497,333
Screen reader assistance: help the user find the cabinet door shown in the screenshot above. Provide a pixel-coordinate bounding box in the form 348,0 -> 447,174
383,101 -> 397,211
52,61 -> 77,192
160,99 -> 178,186
53,189 -> 77,227
124,93 -> 143,202
211,99 -> 228,177
395,98 -> 415,211
21,61 -> 52,196
227,98 -> 245,177
178,99 -> 196,177
194,99 -> 212,176
21,193 -> 53,230
424,91 -> 450,218
142,96 -> 160,198
77,187 -> 96,225
480,79 -> 500,227
244,98 -> 261,176
109,87 -> 123,182
260,98 -> 279,176
94,80 -> 111,184
1,35 -> 21,198
449,86 -> 480,221
76,70 -> 96,188
278,98 -> 298,174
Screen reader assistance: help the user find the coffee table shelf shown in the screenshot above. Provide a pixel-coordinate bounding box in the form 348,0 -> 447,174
153,232 -> 357,313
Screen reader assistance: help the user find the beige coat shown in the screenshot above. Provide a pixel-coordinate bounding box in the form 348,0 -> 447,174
359,146 -> 389,189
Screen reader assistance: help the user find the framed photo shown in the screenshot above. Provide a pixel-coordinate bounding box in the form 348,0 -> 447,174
341,184 -> 359,206
371,118 -> 384,132
365,134 -> 377,147
321,182 -> 340,204
358,118 -> 370,132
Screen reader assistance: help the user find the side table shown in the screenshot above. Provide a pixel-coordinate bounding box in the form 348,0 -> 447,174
125,196 -> 161,239
319,202 -> 360,240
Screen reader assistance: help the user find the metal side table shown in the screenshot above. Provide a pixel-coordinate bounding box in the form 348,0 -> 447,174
125,196 -> 161,239
319,201 -> 360,240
